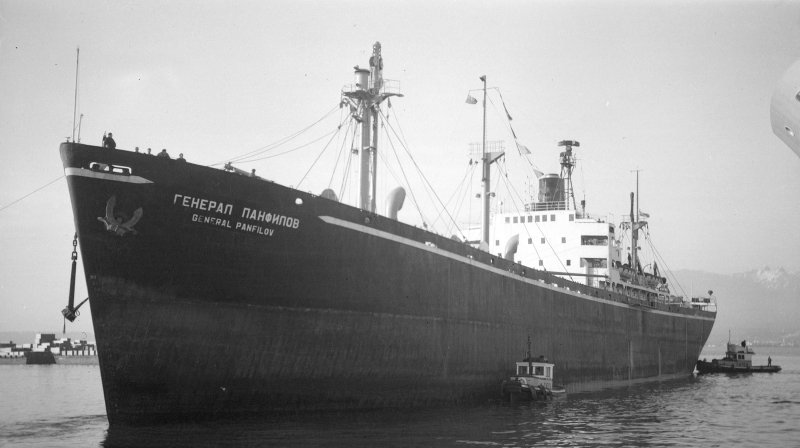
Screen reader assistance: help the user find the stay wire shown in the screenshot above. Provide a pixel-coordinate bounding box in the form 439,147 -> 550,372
210,105 -> 340,167
0,175 -> 64,213
382,118 -> 430,228
431,162 -> 475,234
338,125 -> 359,201
327,119 -> 354,189
380,109 -> 464,238
296,120 -> 348,188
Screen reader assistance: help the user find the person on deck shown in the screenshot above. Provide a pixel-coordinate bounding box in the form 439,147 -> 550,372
103,132 -> 116,150
768,356 -> 772,366
157,149 -> 170,159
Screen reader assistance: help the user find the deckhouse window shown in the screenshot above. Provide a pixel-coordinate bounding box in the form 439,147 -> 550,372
569,214 -> 574,221
528,238 -> 533,244
505,217 -> 510,223
581,235 -> 608,246
540,238 -> 545,244
527,216 -> 533,223
535,216 -> 540,222
513,217 -> 518,223
551,214 -> 556,221
518,366 -> 528,375
542,215 -> 547,222
534,366 -> 544,376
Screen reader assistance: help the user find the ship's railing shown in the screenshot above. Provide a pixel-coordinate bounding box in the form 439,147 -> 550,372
495,258 -> 712,316
468,140 -> 505,157
575,213 -> 607,222
526,201 -> 567,212
690,296 -> 718,313
341,79 -> 401,96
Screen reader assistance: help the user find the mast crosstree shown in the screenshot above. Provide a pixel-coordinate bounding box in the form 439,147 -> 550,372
341,42 -> 403,213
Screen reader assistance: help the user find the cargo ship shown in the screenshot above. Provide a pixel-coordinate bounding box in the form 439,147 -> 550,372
60,42 -> 716,425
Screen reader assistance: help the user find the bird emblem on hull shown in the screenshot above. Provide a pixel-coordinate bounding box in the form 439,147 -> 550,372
97,195 -> 143,236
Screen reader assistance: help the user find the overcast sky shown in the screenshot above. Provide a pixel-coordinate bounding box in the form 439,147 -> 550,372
1,0 -> 799,333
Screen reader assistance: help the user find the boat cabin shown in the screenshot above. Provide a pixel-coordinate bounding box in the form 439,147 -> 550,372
723,341 -> 754,368
512,356 -> 554,390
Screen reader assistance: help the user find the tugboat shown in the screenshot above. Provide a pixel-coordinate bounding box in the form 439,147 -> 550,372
696,340 -> 781,374
502,338 -> 566,401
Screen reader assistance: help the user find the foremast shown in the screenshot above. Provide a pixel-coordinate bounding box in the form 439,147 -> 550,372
341,42 -> 402,213
478,76 -> 505,248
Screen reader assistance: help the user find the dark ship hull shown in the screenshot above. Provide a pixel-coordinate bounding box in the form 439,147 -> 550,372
61,143 -> 716,425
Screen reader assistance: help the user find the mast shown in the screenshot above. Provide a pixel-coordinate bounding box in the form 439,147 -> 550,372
480,75 -> 490,246
72,47 -> 80,143
558,140 -> 580,211
629,170 -> 643,273
342,42 -> 401,213
476,75 -> 505,249
630,192 -> 638,272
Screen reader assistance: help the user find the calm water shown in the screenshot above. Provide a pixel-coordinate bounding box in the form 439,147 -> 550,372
1,347 -> 798,447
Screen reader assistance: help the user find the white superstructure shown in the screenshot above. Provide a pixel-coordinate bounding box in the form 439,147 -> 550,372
484,140 -> 716,311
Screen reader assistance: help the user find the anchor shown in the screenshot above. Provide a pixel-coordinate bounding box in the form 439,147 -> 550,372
62,233 -> 89,332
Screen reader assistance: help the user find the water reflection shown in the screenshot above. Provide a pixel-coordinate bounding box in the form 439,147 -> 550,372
97,365 -> 800,448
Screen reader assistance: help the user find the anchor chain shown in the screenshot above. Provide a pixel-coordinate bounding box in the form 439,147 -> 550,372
62,233 -> 89,331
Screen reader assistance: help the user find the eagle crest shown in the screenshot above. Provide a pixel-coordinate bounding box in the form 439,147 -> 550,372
97,195 -> 143,236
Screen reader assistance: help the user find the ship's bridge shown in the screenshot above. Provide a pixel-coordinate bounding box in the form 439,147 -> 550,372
490,205 -> 617,288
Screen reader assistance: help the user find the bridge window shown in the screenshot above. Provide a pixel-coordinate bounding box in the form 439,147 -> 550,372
581,235 -> 608,246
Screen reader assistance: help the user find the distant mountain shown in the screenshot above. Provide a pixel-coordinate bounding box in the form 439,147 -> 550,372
672,268 -> 800,346
734,266 -> 800,293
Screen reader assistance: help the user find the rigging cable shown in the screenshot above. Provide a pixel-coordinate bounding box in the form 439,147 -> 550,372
296,120 -> 349,188
0,175 -> 64,214
338,124 -> 359,201
495,163 -> 569,275
326,118 -> 354,189
381,117 -> 431,229
448,163 -> 479,236
379,109 -> 465,238
211,105 -> 340,167
644,232 -> 689,299
430,162 -> 476,235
